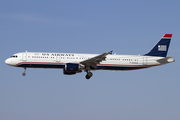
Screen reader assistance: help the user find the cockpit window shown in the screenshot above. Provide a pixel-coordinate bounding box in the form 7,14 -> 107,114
11,55 -> 18,58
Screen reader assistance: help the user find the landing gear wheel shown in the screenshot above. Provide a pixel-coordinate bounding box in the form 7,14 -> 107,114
22,72 -> 26,76
85,72 -> 93,79
86,74 -> 90,79
22,67 -> 26,76
87,72 -> 93,77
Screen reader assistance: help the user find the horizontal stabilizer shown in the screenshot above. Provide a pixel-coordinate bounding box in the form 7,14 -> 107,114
157,56 -> 175,64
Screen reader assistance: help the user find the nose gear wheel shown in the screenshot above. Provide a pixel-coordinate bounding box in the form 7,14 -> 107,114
22,67 -> 26,76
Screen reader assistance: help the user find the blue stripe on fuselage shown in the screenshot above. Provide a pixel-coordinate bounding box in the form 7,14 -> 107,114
17,63 -> 147,70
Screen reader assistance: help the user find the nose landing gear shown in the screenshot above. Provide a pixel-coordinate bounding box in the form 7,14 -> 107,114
22,67 -> 26,76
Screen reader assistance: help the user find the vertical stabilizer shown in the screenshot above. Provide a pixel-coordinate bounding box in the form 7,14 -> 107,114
144,34 -> 172,57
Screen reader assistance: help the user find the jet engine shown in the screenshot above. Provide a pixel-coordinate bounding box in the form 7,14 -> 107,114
63,63 -> 83,75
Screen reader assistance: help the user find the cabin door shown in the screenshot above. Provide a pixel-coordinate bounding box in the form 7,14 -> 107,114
22,53 -> 27,61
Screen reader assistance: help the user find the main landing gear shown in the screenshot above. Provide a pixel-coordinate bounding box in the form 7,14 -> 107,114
22,67 -> 26,76
86,71 -> 93,79
85,66 -> 93,79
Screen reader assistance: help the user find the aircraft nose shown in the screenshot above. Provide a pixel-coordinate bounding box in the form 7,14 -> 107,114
5,58 -> 11,66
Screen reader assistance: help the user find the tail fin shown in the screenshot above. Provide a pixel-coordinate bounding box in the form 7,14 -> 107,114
144,34 -> 172,57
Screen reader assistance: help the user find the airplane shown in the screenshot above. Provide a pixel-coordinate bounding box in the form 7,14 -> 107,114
5,34 -> 175,79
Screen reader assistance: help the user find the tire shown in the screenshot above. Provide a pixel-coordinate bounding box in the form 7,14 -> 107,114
22,73 -> 26,76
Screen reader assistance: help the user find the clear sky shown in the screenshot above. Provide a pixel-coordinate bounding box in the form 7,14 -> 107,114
1,0 -> 180,120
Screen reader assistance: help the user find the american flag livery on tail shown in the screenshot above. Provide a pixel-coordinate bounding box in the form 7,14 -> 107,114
145,34 -> 172,57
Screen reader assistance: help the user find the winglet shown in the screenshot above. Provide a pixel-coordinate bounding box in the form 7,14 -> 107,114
163,34 -> 172,39
108,50 -> 113,55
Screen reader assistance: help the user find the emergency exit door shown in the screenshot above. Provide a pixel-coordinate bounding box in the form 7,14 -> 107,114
143,57 -> 147,65
56,56 -> 60,62
22,53 -> 27,61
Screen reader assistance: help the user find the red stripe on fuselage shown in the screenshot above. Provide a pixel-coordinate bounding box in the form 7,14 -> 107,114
15,62 -> 66,67
99,64 -> 157,67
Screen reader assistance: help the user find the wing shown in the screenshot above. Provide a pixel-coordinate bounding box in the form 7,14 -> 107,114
80,51 -> 112,68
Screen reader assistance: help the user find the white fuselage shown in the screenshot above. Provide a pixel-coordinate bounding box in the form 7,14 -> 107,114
5,52 -> 173,71
4,34 -> 175,79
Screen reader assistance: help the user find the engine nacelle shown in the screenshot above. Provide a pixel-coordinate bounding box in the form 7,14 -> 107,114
63,69 -> 76,75
63,63 -> 82,75
65,63 -> 79,71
